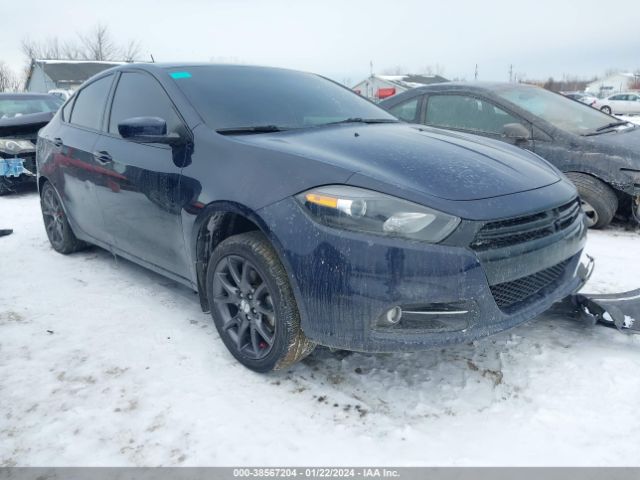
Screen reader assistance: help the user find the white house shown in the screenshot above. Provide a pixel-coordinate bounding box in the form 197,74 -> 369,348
25,60 -> 124,93
352,74 -> 448,102
586,72 -> 640,97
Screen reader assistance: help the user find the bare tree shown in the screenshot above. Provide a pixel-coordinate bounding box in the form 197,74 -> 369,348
21,24 -> 143,64
121,39 -> 142,63
78,24 -> 119,61
0,62 -> 22,92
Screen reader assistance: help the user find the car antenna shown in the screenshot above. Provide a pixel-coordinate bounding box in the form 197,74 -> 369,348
150,54 -> 155,63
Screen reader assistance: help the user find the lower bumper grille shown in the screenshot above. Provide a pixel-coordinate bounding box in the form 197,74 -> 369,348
490,259 -> 571,309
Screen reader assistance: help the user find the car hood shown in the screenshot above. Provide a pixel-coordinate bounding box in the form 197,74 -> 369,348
230,123 -> 561,201
0,111 -> 54,138
584,125 -> 640,161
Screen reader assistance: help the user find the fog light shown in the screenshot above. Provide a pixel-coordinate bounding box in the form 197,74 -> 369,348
380,306 -> 402,326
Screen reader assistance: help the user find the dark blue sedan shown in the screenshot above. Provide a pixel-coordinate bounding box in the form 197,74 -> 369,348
37,64 -> 589,372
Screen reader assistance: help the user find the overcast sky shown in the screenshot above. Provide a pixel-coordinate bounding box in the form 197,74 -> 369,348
2,0 -> 639,84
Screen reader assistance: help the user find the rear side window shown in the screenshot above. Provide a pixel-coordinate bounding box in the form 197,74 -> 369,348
108,72 -> 182,136
388,97 -> 420,122
426,94 -> 519,135
69,76 -> 113,130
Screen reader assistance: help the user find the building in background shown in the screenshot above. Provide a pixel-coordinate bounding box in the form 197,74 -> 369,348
25,60 -> 124,94
352,74 -> 448,102
586,72 -> 640,97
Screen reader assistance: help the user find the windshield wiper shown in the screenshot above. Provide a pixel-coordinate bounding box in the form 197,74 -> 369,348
322,117 -> 399,126
583,121 -> 631,136
216,125 -> 289,135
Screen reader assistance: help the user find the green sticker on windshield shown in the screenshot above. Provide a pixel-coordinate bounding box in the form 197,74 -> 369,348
171,71 -> 192,79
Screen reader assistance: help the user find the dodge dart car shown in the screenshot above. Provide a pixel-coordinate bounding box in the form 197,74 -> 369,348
37,64 -> 589,372
381,83 -> 640,228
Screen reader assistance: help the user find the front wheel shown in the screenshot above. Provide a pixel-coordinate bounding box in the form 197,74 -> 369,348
206,231 -> 315,372
565,172 -> 618,229
600,106 -> 612,115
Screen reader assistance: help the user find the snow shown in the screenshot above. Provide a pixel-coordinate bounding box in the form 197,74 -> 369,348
1,189 -> 640,467
616,115 -> 640,125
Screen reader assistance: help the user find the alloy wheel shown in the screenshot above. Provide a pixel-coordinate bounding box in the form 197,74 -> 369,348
41,187 -> 66,248
211,255 -> 276,360
580,199 -> 599,228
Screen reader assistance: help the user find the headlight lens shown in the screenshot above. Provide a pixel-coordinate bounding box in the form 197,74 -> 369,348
0,139 -> 35,155
296,185 -> 460,243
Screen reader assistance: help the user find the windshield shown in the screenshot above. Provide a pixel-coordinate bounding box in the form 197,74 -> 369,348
169,65 -> 396,130
497,86 -> 624,135
0,96 -> 63,119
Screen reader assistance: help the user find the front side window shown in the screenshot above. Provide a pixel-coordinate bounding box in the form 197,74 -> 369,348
69,75 -> 113,130
388,97 -> 420,122
426,94 -> 519,134
108,72 -> 182,136
168,65 -> 396,130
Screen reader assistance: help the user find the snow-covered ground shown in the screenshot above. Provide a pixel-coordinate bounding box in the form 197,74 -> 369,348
1,189 -> 639,467
617,114 -> 640,125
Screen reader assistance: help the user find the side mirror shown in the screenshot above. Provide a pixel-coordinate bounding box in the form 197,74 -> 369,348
503,123 -> 531,141
118,117 -> 182,145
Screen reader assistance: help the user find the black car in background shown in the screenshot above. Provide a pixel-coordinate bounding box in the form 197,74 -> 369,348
380,83 -> 640,228
0,93 -> 63,194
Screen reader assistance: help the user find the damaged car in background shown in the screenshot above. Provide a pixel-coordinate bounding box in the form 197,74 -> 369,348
0,93 -> 62,195
36,64 -> 637,373
381,83 -> 640,228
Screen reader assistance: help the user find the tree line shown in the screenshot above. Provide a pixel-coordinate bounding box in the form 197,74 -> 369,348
0,24 -> 142,92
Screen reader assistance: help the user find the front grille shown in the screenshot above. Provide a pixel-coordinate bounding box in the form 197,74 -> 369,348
471,199 -> 582,251
490,259 -> 571,309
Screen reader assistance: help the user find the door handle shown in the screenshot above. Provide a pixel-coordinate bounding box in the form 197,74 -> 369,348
53,137 -> 63,148
93,151 -> 113,164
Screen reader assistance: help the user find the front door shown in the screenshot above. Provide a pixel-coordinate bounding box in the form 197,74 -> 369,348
93,71 -> 191,279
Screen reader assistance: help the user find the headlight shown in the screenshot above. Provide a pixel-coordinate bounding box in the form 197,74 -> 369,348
296,185 -> 460,243
0,139 -> 35,155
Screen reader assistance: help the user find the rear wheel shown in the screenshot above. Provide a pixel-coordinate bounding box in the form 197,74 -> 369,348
206,231 -> 315,372
40,182 -> 87,254
600,105 -> 612,115
565,172 -> 618,229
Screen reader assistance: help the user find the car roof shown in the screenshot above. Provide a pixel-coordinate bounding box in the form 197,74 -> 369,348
99,62 -> 309,76
410,81 -> 541,94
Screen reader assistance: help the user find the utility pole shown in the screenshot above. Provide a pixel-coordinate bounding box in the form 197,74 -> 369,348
474,64 -> 478,81
369,60 -> 374,78
509,64 -> 513,83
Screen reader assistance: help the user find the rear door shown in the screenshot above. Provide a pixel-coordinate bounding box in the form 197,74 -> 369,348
423,93 -> 535,149
92,70 -> 191,279
49,74 -> 115,243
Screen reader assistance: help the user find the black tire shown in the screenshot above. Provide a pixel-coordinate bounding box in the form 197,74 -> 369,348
206,231 -> 315,372
600,106 -> 612,115
0,178 -> 14,196
565,172 -> 618,229
40,181 -> 88,254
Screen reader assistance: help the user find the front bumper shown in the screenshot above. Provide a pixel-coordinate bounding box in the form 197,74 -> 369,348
259,197 -> 587,352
